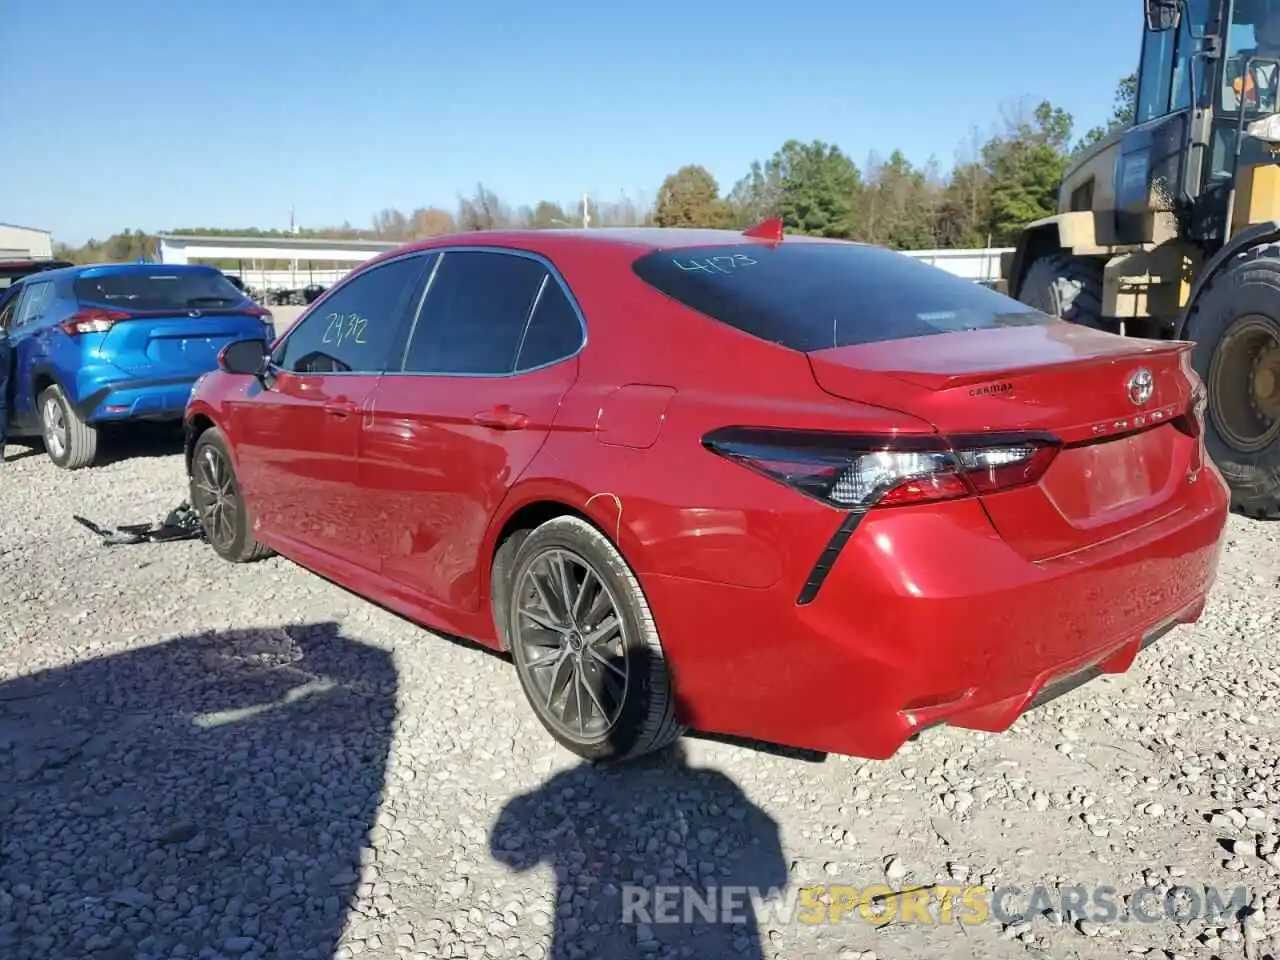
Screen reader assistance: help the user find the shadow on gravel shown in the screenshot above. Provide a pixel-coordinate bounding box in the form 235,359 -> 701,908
491,642 -> 788,960
0,620 -> 396,960
91,423 -> 187,467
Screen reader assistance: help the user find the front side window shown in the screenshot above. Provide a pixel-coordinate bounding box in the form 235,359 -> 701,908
273,254 -> 430,374
403,250 -> 549,375
0,290 -> 17,332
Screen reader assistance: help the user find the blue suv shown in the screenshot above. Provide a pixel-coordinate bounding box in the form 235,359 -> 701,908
0,263 -> 274,469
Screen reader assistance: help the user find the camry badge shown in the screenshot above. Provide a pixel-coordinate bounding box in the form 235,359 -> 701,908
1127,367 -> 1154,406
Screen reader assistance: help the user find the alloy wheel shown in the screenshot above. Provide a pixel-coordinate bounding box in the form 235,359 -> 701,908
193,444 -> 239,552
512,548 -> 630,742
42,396 -> 66,460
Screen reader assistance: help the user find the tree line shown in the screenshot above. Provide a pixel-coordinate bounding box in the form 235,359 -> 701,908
54,76 -> 1134,266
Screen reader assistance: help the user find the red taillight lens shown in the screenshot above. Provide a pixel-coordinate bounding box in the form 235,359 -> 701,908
702,428 -> 1060,510
242,304 -> 276,340
953,441 -> 1061,494
59,308 -> 133,335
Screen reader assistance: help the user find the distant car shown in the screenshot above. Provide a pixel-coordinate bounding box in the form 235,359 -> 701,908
0,258 -> 73,291
0,262 -> 275,468
184,226 -> 1230,763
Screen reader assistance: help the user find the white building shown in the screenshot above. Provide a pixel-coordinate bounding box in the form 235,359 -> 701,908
0,222 -> 54,260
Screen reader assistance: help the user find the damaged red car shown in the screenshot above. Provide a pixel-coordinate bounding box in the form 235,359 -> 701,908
183,225 -> 1230,762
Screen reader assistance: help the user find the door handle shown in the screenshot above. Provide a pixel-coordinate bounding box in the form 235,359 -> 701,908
324,399 -> 359,418
473,405 -> 529,430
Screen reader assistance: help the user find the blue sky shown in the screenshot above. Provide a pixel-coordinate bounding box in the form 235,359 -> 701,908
2,0 -> 1139,246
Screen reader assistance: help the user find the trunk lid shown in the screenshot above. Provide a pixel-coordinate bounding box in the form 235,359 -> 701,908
807,323 -> 1203,561
99,309 -> 270,377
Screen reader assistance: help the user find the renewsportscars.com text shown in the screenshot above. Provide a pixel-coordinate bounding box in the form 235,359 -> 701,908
620,883 -> 1250,927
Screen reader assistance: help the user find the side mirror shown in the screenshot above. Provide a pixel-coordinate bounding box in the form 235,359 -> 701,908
217,337 -> 270,377
1145,0 -> 1181,31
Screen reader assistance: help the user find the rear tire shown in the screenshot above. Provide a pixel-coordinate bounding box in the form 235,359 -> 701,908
38,384 -> 98,470
504,516 -> 685,763
1018,253 -> 1108,329
1183,244 -> 1280,519
188,427 -> 274,562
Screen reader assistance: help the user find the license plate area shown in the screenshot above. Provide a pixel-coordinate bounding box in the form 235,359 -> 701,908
1041,426 -> 1179,523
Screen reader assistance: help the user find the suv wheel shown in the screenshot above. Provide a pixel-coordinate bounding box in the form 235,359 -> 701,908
39,384 -> 98,470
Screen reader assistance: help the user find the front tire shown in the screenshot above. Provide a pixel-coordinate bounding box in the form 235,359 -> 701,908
38,384 -> 98,470
504,516 -> 685,762
1018,253 -> 1108,329
189,427 -> 273,562
1184,244 -> 1280,519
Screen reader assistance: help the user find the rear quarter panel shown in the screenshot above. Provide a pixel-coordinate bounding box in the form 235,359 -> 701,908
487,245 -> 939,595
8,285 -> 80,426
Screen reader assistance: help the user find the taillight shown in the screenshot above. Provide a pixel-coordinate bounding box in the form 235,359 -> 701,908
1181,382 -> 1209,478
702,428 -> 1060,510
58,308 -> 133,335
249,305 -> 276,341
1173,381 -> 1208,441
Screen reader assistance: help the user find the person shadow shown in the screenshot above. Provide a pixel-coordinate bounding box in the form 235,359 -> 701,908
0,620 -> 395,960
490,736 -> 788,960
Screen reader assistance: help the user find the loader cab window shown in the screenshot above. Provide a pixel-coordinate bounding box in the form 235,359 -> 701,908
1222,0 -> 1280,114
1137,25 -> 1178,121
1171,0 -> 1212,112
1138,0 -> 1212,122
1209,0 -> 1280,179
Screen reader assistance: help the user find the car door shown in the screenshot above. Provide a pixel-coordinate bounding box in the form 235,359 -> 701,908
361,248 -> 585,613
4,279 -> 58,433
225,252 -> 432,570
0,289 -> 16,433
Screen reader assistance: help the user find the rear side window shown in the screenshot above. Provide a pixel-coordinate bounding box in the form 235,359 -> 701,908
631,243 -> 1049,352
516,280 -> 583,371
74,269 -> 246,311
15,281 -> 56,329
403,250 -> 548,375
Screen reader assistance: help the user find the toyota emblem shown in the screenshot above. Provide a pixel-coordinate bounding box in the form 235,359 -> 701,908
1127,367 -> 1154,406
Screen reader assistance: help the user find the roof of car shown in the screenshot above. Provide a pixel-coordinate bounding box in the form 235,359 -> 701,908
387,225 -> 846,259
10,261 -> 227,284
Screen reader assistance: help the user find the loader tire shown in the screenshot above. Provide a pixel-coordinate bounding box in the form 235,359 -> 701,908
1183,244 -> 1280,519
1018,253 -> 1108,329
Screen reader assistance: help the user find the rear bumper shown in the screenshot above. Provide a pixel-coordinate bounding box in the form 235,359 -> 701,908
644,470 -> 1230,759
75,373 -> 199,423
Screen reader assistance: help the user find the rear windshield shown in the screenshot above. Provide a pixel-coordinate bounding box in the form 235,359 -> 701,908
74,269 -> 247,311
631,242 -> 1050,351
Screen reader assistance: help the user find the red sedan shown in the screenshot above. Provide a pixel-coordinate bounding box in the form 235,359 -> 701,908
184,223 -> 1230,762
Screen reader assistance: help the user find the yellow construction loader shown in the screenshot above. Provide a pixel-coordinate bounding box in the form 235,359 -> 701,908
1004,0 -> 1280,518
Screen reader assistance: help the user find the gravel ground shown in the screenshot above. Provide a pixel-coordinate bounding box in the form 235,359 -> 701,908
1,435 -> 1278,960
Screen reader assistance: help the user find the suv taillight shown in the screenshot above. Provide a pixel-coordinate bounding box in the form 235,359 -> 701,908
59,308 -> 134,335
702,427 -> 1060,510
239,303 -> 275,339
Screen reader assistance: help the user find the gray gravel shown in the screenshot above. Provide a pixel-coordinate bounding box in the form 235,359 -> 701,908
1,434 -> 1278,960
